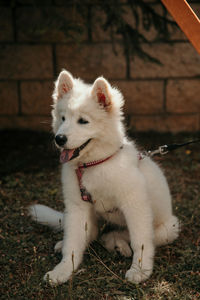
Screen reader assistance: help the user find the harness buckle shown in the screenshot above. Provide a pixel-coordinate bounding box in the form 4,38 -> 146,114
159,145 -> 168,155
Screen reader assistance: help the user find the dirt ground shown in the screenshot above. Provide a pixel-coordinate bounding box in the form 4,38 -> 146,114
0,130 -> 199,299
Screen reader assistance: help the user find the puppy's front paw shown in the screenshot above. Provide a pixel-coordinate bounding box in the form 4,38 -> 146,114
44,262 -> 71,285
125,267 -> 152,284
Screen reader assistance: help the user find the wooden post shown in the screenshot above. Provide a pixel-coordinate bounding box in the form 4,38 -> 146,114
161,0 -> 200,54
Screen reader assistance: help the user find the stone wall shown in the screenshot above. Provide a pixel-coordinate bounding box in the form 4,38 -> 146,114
0,1 -> 200,132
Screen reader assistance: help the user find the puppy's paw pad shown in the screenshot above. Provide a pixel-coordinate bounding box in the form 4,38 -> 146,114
115,239 -> 132,257
102,233 -> 131,257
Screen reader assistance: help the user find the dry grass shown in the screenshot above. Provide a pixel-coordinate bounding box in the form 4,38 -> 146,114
0,130 -> 200,299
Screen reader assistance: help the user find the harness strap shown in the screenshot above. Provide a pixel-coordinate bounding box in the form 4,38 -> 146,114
78,155 -> 115,170
75,154 -> 115,203
76,139 -> 200,202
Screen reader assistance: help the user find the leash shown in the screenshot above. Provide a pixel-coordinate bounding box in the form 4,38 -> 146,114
140,139 -> 200,159
75,139 -> 199,202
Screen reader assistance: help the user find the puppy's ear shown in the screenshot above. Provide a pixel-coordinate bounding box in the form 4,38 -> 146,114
54,70 -> 74,100
91,77 -> 111,110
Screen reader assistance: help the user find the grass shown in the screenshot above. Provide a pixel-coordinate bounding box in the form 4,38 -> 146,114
0,130 -> 200,300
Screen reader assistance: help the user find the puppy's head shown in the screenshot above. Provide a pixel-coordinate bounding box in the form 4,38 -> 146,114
51,70 -> 125,163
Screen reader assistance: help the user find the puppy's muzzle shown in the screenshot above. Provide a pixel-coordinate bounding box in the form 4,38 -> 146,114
55,134 -> 67,147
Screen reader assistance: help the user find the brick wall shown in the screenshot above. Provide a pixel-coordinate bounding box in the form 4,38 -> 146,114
0,1 -> 200,132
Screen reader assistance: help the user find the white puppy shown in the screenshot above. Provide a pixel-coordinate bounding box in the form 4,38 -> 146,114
29,70 -> 179,285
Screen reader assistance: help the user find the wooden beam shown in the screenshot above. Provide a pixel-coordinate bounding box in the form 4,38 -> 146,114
161,0 -> 200,54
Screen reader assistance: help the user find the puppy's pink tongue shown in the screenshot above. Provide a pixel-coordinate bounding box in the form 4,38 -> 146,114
60,149 -> 75,163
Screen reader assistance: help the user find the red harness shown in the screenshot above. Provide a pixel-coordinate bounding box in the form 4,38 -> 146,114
75,146 -> 144,203
75,155 -> 114,203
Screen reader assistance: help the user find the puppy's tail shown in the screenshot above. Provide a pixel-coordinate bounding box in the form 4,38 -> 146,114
28,204 -> 64,231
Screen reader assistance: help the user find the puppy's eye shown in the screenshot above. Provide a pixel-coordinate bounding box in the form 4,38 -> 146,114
78,117 -> 89,124
62,116 -> 65,122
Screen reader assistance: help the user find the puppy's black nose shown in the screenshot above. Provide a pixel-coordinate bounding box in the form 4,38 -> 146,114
55,134 -> 67,147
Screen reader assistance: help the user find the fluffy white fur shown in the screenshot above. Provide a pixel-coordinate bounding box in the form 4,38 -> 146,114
29,70 -> 180,285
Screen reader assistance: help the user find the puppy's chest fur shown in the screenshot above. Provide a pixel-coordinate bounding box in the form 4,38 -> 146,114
82,168 -> 114,210
81,167 -> 125,225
